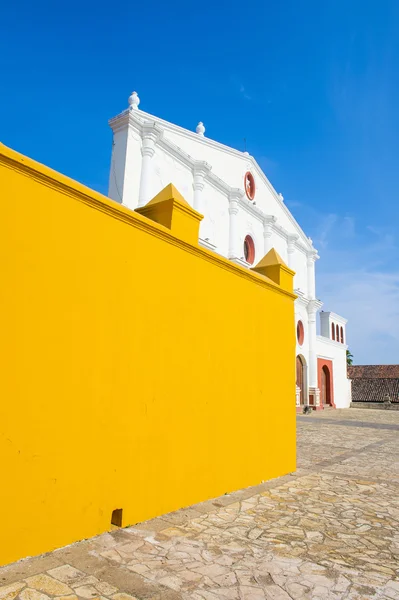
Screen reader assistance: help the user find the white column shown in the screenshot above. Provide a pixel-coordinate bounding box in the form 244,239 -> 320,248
307,300 -> 320,407
228,191 -> 241,259
296,386 -> 301,408
287,234 -> 298,270
192,162 -> 210,213
138,123 -> 161,208
263,216 -> 276,255
307,250 -> 318,300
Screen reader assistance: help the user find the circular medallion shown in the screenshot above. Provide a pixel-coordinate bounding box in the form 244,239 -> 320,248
297,320 -> 305,345
244,172 -> 255,200
244,235 -> 255,264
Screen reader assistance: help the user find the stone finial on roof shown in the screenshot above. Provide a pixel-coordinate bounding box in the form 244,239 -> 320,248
196,122 -> 205,136
128,91 -> 140,110
278,193 -> 284,202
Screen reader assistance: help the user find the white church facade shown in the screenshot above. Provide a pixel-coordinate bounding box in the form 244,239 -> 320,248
108,91 -> 351,410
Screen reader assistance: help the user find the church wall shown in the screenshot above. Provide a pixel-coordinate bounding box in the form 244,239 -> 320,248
290,248 -> 308,296
162,127 -> 308,242
109,126 -> 142,208
236,206 -> 264,264
270,230 -> 289,264
152,148 -> 194,206
316,337 -> 350,408
0,143 -> 296,567
163,127 -> 249,189
200,181 -> 230,255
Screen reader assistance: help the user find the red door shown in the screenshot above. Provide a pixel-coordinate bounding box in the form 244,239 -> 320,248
321,366 -> 331,405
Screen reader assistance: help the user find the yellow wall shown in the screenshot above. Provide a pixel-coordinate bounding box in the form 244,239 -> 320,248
0,144 -> 296,567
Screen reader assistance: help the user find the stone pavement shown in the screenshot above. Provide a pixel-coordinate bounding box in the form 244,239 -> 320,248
2,409 -> 399,600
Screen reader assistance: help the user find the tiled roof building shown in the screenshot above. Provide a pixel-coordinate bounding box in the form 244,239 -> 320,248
348,365 -> 399,403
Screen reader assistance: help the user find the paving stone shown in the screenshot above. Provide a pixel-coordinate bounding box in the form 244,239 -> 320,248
47,566 -> 85,584
72,585 -> 98,599
0,582 -> 26,600
24,576 -> 73,597
19,590 -> 50,600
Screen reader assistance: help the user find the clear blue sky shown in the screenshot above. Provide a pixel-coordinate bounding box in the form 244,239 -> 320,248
1,0 -> 399,364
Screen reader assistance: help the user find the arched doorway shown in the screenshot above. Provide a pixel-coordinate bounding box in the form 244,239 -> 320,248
296,355 -> 307,406
321,365 -> 331,405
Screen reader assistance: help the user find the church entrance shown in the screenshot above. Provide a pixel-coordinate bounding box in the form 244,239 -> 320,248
296,355 -> 306,406
321,365 -> 331,405
317,358 -> 334,408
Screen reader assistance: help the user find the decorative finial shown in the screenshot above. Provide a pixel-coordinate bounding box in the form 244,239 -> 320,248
196,121 -> 205,136
128,91 -> 140,110
278,192 -> 284,202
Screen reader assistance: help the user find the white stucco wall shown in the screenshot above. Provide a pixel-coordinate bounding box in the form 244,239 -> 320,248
152,149 -> 194,205
320,311 -> 348,344
200,182 -> 229,256
109,126 -> 142,207
161,124 -> 306,241
316,336 -> 350,408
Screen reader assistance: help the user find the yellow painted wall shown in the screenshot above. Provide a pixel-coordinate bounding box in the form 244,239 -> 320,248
0,144 -> 296,567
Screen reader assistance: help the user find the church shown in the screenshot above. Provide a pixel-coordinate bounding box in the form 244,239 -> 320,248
109,91 -> 350,410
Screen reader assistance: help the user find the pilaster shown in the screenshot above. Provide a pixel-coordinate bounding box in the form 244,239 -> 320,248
192,161 -> 211,213
287,234 -> 299,271
263,216 -> 276,255
228,189 -> 244,260
307,299 -> 321,406
306,249 -> 319,300
138,122 -> 163,208
296,385 -> 301,408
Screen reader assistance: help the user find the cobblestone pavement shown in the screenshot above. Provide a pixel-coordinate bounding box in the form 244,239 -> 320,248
2,408 -> 399,600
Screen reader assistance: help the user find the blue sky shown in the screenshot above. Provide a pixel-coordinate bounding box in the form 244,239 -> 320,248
1,0 -> 399,364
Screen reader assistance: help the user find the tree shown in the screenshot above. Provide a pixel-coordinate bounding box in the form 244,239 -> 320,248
346,349 -> 353,366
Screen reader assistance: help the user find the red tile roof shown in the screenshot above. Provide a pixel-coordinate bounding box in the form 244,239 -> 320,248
348,365 -> 399,379
351,378 -> 399,403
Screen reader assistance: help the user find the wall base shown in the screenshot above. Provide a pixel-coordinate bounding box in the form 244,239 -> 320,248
351,402 -> 399,411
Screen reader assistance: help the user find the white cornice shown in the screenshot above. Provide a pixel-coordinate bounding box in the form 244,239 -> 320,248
109,108 -> 314,252
199,237 -> 218,252
230,256 -> 250,268
308,298 -> 324,313
317,335 -> 348,351
294,289 -> 310,307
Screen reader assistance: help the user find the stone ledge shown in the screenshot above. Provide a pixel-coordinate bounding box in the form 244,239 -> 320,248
351,402 -> 399,410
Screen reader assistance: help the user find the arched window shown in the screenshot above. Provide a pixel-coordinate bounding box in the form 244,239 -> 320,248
297,320 -> 304,345
331,323 -> 335,340
244,235 -> 255,264
340,326 -> 344,344
336,324 -> 339,341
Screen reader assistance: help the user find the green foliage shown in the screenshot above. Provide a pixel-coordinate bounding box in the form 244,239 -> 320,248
346,349 -> 353,366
